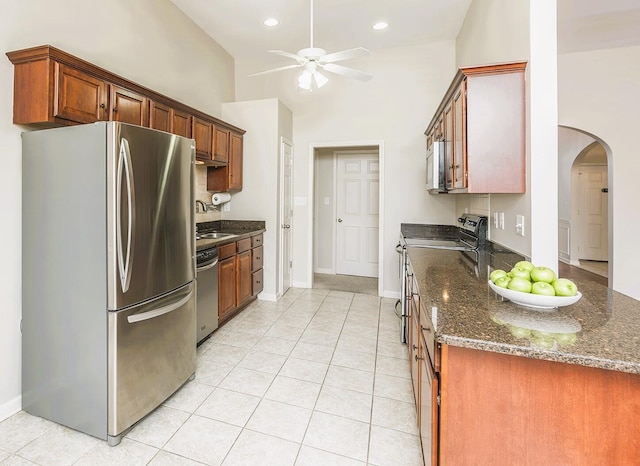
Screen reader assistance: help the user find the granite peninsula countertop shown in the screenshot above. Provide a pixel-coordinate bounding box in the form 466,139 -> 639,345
196,220 -> 265,250
407,245 -> 640,375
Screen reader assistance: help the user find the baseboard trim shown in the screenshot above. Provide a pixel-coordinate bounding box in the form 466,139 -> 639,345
0,394 -> 21,422
292,280 -> 311,289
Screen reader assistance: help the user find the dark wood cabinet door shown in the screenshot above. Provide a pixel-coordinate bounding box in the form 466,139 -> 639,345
218,257 -> 236,323
149,100 -> 171,132
55,63 -> 107,124
236,251 -> 252,306
229,132 -> 243,190
110,85 -> 148,126
193,117 -> 213,161
172,110 -> 192,138
214,126 -> 229,164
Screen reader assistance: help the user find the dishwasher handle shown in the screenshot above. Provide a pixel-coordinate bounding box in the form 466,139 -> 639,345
197,257 -> 219,272
127,289 -> 194,323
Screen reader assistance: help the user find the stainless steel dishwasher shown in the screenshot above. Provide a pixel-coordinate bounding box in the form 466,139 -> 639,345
196,246 -> 219,344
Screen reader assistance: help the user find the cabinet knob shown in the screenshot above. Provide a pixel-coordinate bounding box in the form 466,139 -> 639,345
412,344 -> 417,350
337,218 -> 343,223
415,355 -> 423,361
100,103 -> 106,109
256,280 -> 261,284
113,107 -> 118,113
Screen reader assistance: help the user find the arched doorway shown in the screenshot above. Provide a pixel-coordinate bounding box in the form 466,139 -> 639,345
558,126 -> 611,283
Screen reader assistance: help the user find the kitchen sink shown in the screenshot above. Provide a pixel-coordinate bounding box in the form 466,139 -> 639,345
197,232 -> 235,240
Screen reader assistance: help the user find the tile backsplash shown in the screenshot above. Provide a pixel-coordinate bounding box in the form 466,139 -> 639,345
195,165 -> 222,222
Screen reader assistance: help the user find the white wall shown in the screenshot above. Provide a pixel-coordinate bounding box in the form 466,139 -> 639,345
221,98 -> 293,301
0,0 -> 235,420
235,42 -> 459,296
559,45 -> 640,299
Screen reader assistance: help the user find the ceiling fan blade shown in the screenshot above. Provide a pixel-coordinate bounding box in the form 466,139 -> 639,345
321,63 -> 373,81
268,50 -> 304,62
248,63 -> 303,77
321,47 -> 370,63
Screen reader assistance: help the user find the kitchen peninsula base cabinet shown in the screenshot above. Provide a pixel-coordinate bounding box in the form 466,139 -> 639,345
436,344 -> 640,465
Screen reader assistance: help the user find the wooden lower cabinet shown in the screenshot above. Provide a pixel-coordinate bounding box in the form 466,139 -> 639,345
438,345 -> 640,465
218,256 -> 237,324
236,250 -> 252,307
218,233 -> 264,325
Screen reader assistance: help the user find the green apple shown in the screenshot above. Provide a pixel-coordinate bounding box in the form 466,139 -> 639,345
507,276 -> 532,293
514,260 -> 535,271
510,266 -> 531,281
531,281 -> 556,296
552,278 -> 578,297
530,266 -> 557,283
494,276 -> 511,288
490,269 -> 508,283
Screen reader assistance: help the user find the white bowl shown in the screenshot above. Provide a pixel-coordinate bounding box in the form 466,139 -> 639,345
488,280 -> 582,310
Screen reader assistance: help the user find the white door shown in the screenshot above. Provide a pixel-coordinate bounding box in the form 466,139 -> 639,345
279,138 -> 293,296
335,151 -> 379,277
578,165 -> 608,261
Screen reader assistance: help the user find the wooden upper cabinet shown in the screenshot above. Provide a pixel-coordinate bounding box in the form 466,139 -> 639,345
214,126 -> 230,164
425,61 -> 527,194
55,63 -> 108,124
206,130 -> 244,192
149,100 -> 171,133
110,85 -> 148,126
193,117 -> 214,162
171,109 -> 192,138
6,45 -> 244,150
229,131 -> 243,190
452,81 -> 466,189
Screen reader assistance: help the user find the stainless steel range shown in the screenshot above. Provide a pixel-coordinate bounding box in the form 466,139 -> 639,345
397,214 -> 488,342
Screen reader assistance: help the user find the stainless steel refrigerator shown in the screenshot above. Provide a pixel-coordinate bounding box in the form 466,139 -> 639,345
22,122 -> 196,445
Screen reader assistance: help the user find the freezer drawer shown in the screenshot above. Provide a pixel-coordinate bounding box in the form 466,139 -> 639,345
107,282 -> 196,444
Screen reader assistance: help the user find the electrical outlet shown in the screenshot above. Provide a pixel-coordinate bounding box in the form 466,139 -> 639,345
493,212 -> 499,228
499,212 -> 505,230
223,201 -> 231,212
516,214 -> 525,236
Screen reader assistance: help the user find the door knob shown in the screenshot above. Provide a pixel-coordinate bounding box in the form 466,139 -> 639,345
337,218 -> 343,223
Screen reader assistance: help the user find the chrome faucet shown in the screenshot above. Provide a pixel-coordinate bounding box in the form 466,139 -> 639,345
195,200 -> 207,213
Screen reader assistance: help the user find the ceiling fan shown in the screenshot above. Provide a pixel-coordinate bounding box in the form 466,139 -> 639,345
248,0 -> 373,89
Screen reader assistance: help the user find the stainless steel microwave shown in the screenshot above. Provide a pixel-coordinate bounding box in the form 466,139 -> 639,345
426,140 -> 447,193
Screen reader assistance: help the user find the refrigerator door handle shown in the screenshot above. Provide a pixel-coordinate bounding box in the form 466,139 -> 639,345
116,138 -> 136,293
127,288 -> 194,323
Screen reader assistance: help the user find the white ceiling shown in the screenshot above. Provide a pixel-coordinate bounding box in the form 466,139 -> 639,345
169,0 -> 640,64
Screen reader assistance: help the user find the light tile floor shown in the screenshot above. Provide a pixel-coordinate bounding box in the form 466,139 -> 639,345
0,288 -> 423,466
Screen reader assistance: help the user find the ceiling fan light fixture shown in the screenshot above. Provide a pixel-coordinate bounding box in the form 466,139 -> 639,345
314,71 -> 328,88
298,70 -> 313,90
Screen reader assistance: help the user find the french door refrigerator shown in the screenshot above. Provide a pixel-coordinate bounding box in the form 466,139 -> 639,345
22,122 -> 196,445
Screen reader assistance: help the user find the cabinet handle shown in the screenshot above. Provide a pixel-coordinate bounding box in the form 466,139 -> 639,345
421,326 -> 431,333
113,107 -> 118,113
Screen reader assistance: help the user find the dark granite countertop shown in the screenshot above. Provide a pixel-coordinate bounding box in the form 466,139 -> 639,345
407,245 -> 640,375
196,220 -> 265,250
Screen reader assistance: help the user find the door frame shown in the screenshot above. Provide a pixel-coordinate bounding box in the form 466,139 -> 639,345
306,140 -> 385,296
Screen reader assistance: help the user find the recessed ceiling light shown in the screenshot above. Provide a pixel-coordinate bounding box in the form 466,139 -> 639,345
373,22 -> 388,31
263,18 -> 279,27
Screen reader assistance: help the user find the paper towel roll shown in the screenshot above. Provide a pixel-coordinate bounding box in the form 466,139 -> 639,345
211,192 -> 231,205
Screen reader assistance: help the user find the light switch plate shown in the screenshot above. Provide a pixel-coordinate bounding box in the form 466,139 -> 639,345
516,214 -> 525,236
493,212 -> 499,228
499,212 -> 505,230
